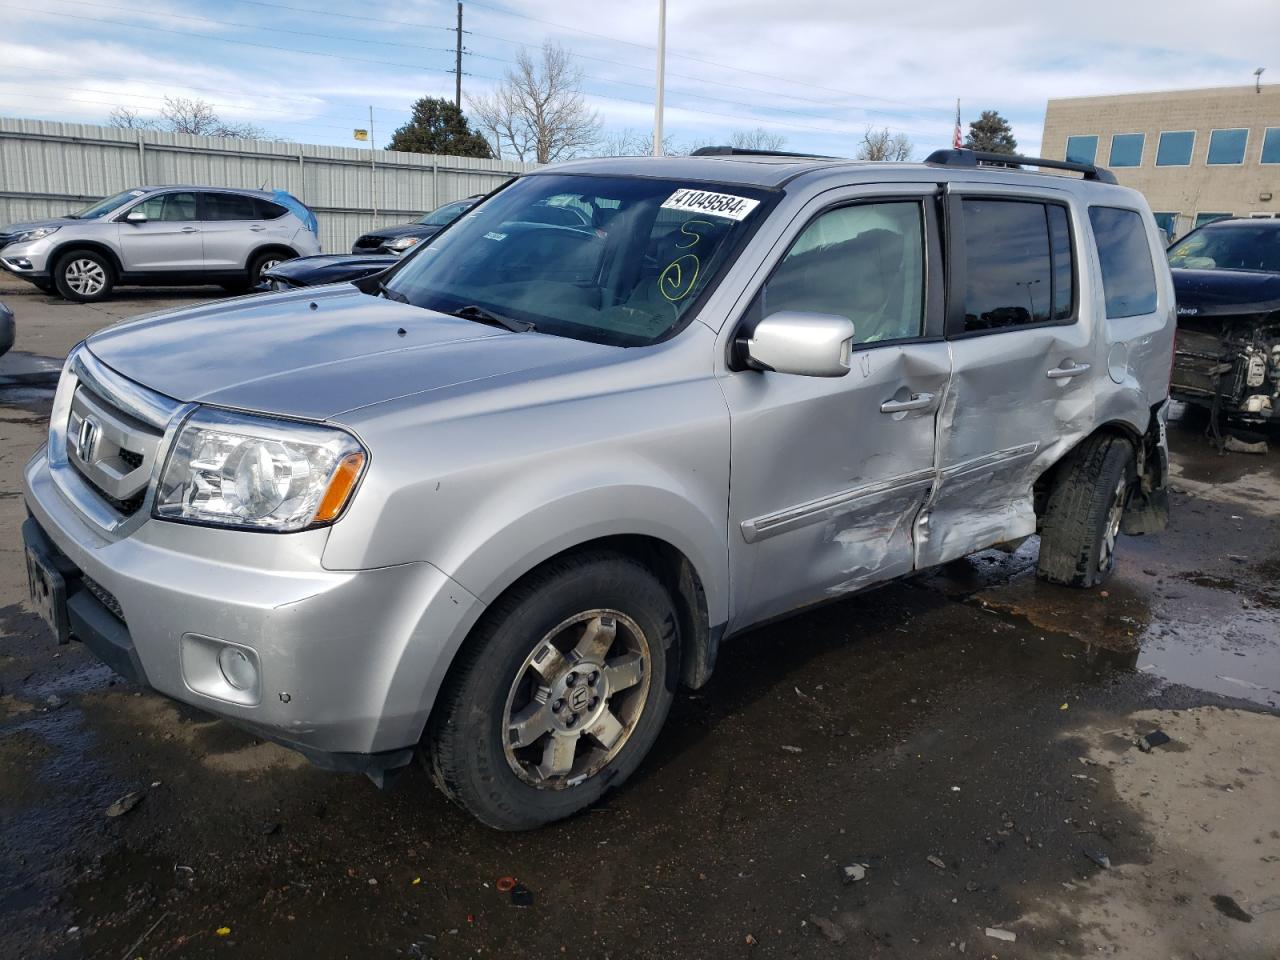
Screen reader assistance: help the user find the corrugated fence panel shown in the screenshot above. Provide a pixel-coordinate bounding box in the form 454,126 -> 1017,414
0,116 -> 535,254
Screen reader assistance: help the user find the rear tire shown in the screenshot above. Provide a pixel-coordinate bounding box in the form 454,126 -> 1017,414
1037,435 -> 1134,588
53,250 -> 115,302
247,250 -> 290,287
425,552 -> 679,830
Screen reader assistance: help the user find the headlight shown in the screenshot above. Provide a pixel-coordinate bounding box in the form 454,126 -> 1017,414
386,236 -> 421,253
155,408 -> 367,532
13,226 -> 60,244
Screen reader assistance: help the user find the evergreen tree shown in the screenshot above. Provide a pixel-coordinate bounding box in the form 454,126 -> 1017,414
387,97 -> 493,158
964,111 -> 1018,154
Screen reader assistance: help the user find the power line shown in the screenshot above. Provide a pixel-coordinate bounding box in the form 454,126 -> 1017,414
460,0 -> 951,114
38,0 -> 872,130
3,3 -> 895,138
219,0 -> 951,117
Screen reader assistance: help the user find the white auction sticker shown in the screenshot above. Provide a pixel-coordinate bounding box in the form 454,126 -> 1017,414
660,188 -> 759,222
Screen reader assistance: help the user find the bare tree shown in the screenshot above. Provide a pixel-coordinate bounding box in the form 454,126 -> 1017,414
108,98 -> 267,139
728,127 -> 788,151
594,127 -> 681,157
107,106 -> 159,130
468,42 -> 601,163
161,97 -> 266,139
855,126 -> 914,161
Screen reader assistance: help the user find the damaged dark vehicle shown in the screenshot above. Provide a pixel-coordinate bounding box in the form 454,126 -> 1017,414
1169,218 -> 1280,423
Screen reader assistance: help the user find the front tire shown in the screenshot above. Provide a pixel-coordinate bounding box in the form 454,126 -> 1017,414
1037,435 -> 1134,588
53,250 -> 115,302
425,552 -> 679,830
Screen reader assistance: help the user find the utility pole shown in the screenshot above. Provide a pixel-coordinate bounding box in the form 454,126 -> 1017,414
455,2 -> 464,108
369,105 -> 377,221
653,0 -> 666,156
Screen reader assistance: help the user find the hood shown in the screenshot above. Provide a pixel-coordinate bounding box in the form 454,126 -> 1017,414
1172,268 -> 1280,319
1,217 -> 75,237
85,286 -> 618,421
361,223 -> 441,242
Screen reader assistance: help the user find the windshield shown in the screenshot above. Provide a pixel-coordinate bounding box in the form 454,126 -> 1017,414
417,198 -> 473,226
71,189 -> 148,220
386,174 -> 772,346
1168,223 -> 1280,273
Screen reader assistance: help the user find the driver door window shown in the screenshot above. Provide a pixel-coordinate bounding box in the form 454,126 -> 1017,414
757,201 -> 925,345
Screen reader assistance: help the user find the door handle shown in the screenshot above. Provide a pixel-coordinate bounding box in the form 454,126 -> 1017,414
249,225 -> 266,232
880,392 -> 936,414
1046,361 -> 1091,379
180,227 -> 199,233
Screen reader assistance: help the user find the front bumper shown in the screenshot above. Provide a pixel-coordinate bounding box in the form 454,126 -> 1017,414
22,445 -> 483,772
1,237 -> 55,278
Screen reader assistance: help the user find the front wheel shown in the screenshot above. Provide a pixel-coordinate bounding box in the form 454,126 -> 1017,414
425,552 -> 679,830
1037,435 -> 1134,588
53,250 -> 115,302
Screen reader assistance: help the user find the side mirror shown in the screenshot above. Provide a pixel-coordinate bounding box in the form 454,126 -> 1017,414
745,311 -> 856,377
124,210 -> 148,224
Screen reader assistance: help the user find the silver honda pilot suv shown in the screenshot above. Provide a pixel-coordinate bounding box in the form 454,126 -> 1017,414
0,186 -> 320,302
22,149 -> 1173,829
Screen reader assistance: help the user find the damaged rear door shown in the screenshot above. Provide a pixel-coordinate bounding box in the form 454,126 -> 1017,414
721,185 -> 949,629
915,186 -> 1093,568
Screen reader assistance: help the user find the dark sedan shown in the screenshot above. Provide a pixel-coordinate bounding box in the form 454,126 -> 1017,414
260,253 -> 397,291
350,195 -> 481,256
1169,217 -> 1280,422
0,302 -> 13,357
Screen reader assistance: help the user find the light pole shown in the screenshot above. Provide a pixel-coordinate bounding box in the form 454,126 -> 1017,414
653,0 -> 666,156
1255,67 -> 1266,94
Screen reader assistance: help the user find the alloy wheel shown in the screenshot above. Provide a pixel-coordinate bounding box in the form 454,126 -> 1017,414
502,609 -> 650,789
65,258 -> 106,297
1099,473 -> 1127,571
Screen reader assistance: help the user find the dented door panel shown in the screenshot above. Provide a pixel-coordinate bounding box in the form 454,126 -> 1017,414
916,326 -> 1095,568
724,341 -> 950,630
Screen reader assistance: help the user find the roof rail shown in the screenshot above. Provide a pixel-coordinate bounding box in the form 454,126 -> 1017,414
924,147 -> 1117,184
689,146 -> 840,159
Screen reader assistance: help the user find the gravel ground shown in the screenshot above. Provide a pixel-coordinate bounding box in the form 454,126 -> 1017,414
1,276 -> 1277,959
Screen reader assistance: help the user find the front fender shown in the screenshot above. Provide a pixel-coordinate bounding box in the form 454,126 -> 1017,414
444,482 -> 729,626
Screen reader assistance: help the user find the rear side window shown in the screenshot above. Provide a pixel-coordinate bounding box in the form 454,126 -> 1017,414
1088,207 -> 1158,318
202,193 -> 259,221
255,199 -> 288,220
959,198 -> 1075,332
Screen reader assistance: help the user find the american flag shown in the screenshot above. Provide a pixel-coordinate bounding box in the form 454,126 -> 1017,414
953,100 -> 963,149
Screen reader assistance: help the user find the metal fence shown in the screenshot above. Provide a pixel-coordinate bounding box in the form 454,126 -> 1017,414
0,117 -> 536,254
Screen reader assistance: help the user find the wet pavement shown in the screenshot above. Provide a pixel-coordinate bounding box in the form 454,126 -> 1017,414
0,282 -> 1277,959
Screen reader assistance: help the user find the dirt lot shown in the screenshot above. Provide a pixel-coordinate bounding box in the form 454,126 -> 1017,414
1,276 -> 1277,959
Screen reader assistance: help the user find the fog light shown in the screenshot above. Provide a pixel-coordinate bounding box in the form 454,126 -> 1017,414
218,646 -> 258,691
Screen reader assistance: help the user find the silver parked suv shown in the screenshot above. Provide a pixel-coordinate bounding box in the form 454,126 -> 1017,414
0,187 -> 320,302
22,148 -> 1174,829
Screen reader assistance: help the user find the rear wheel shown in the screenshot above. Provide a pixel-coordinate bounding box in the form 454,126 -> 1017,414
248,250 -> 289,287
53,250 -> 115,302
1037,435 -> 1134,588
425,552 -> 679,830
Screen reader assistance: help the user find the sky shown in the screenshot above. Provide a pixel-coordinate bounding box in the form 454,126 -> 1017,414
0,0 -> 1276,160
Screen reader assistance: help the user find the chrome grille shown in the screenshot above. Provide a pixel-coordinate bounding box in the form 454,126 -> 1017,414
47,347 -> 184,534
66,383 -> 163,516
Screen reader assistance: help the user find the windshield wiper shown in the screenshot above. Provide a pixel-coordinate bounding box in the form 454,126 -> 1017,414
451,304 -> 534,333
377,281 -> 409,303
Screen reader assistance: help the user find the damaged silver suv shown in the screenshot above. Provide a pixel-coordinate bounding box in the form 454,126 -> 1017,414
22,147 -> 1174,829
